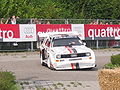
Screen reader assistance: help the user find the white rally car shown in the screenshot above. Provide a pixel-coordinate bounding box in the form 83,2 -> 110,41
39,32 -> 96,70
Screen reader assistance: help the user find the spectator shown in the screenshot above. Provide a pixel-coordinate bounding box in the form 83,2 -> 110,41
93,21 -> 98,25
46,21 -> 50,24
0,18 -> 4,24
100,22 -> 103,25
32,18 -> 41,24
90,20 -> 98,25
110,22 -> 113,25
90,21 -> 94,24
35,19 -> 41,24
0,18 -> 10,24
10,15 -> 19,24
11,15 -> 16,24
32,18 -> 37,24
105,22 -> 109,25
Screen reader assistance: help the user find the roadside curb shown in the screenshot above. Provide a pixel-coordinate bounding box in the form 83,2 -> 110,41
18,80 -> 100,90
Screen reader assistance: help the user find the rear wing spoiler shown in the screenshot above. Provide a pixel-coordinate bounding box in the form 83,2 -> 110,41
38,31 -> 79,38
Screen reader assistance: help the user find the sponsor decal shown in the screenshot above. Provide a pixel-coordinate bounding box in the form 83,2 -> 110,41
65,46 -> 73,53
71,48 -> 77,53
65,46 -> 77,54
71,63 -> 80,69
71,63 -> 75,69
71,54 -> 77,58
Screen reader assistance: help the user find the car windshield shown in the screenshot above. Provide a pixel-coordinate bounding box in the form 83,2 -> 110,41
53,37 -> 83,47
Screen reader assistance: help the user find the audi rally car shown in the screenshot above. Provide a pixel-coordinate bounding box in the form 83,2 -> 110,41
39,32 -> 96,70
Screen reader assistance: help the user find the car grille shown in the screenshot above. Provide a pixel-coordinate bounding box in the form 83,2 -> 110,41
61,53 -> 87,58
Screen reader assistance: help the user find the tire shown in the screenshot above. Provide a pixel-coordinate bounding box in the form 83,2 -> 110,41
87,67 -> 93,70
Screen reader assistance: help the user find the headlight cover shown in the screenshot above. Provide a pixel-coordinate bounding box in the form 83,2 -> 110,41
86,52 -> 91,56
56,54 -> 61,59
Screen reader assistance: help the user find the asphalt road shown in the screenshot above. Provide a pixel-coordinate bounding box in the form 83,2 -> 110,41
0,49 -> 120,81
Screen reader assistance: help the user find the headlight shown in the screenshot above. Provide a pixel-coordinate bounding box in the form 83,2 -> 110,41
86,52 -> 91,56
56,54 -> 61,59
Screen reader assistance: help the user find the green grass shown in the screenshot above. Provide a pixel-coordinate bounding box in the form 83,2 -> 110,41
77,82 -> 82,86
67,85 -> 71,87
53,84 -> 59,89
22,56 -> 27,58
57,82 -> 64,87
104,54 -> 120,69
111,54 -> 120,65
104,63 -> 120,69
0,71 -> 19,90
70,82 -> 75,84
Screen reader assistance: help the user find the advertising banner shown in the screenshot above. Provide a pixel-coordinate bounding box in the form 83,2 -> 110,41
1,24 -> 120,42
71,24 -> 85,40
19,24 -> 36,41
0,24 -> 20,42
0,24 -> 36,42
36,24 -> 72,37
84,25 -> 120,40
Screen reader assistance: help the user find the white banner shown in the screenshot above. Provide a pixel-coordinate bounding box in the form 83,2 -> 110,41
71,24 -> 85,40
19,24 -> 37,41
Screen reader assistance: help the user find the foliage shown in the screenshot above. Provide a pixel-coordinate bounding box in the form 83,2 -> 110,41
0,71 -> 18,90
104,63 -> 120,69
104,54 -> 120,69
0,0 -> 120,19
111,54 -> 120,65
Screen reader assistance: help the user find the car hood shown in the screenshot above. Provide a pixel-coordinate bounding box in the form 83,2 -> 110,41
51,45 -> 93,54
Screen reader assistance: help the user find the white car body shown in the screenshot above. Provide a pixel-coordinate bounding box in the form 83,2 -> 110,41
39,32 -> 96,70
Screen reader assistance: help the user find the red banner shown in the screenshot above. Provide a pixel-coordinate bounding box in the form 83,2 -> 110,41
1,24 -> 120,42
0,24 -> 37,42
0,24 -> 19,39
36,24 -> 72,36
84,25 -> 120,40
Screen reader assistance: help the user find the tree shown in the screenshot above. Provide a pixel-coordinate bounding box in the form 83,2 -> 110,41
0,0 -> 120,19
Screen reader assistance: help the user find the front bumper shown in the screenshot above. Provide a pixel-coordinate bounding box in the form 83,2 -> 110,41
53,61 -> 96,70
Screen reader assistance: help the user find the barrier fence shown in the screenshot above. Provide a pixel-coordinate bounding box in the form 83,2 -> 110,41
0,40 -> 120,52
0,42 -> 36,52
2,18 -> 120,24
0,19 -> 120,51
